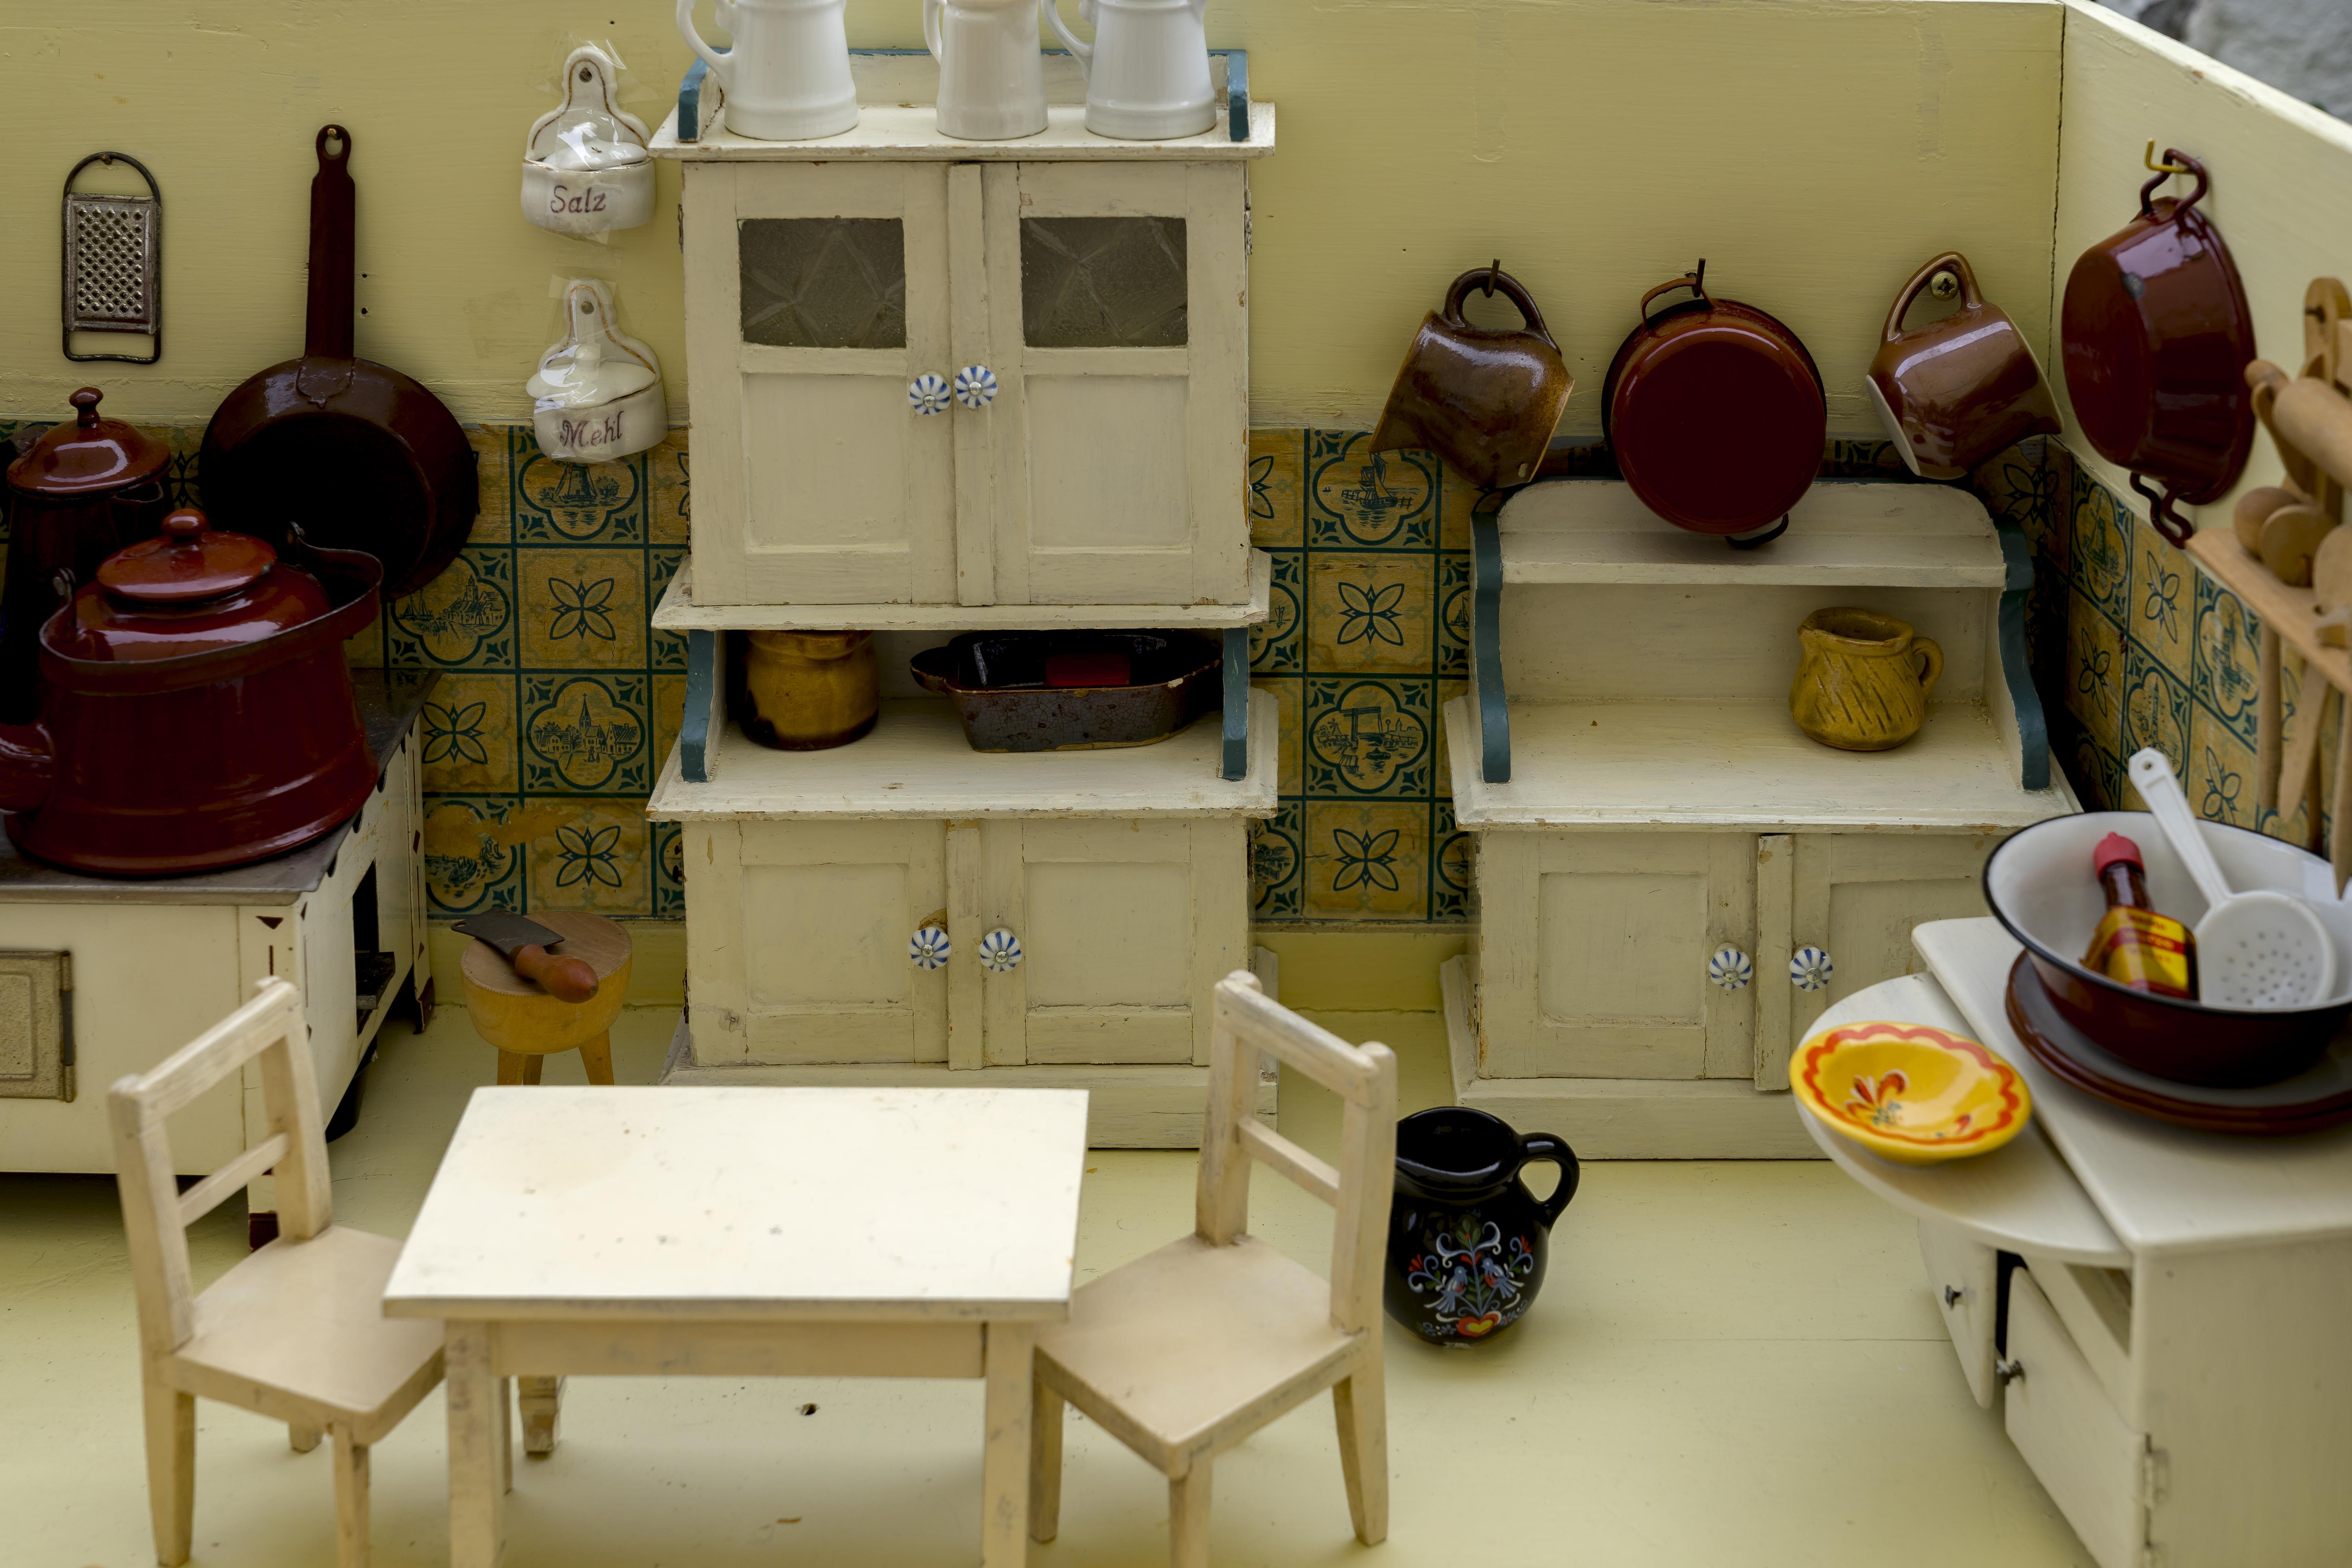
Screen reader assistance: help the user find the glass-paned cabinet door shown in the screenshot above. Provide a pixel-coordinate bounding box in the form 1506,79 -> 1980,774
978,163 -> 1250,608
682,163 -> 955,606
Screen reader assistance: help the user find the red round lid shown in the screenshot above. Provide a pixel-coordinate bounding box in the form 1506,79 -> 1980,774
1607,296 -> 1826,537
98,508 -> 278,604
5,387 -> 171,497
2092,832 -> 2145,875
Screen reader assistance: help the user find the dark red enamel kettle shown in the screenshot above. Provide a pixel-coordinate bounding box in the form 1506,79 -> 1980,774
0,508 -> 380,876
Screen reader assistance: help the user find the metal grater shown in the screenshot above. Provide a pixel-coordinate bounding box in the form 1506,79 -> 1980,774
62,151 -> 162,364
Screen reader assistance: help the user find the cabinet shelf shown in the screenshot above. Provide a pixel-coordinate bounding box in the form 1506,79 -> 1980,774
1497,479 -> 2008,588
1443,695 -> 2070,831
652,103 -> 1275,163
652,550 -> 1272,631
650,691 -> 1277,821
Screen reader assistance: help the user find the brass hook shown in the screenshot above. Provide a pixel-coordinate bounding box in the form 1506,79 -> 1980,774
2143,140 -> 2192,176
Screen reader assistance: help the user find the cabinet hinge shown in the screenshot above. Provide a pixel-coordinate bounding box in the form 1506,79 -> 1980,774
1242,193 -> 1253,258
2139,1445 -> 2168,1510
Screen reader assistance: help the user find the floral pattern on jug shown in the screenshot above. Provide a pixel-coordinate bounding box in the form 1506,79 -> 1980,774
1386,1106 -> 1578,1348
1401,1220 -> 1537,1341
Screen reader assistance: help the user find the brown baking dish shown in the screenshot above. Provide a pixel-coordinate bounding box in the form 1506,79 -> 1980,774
910,632 -> 1220,753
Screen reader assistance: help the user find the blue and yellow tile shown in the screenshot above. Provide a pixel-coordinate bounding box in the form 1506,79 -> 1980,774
420,795 -> 524,916
653,671 -> 688,777
1308,432 -> 1435,550
1305,677 -> 1435,798
523,799 -> 652,915
2132,523 -> 2192,682
2192,572 -> 2262,745
1249,550 -> 1304,674
2071,467 -> 2131,625
1308,551 -> 1434,673
513,430 -> 644,544
2120,641 -> 2190,784
1434,679 -> 1468,799
1302,801 -> 1428,920
2189,700 -> 2257,830
1431,800 -> 1472,922
2065,584 -> 2124,747
1246,428 -> 1303,548
523,674 -> 650,795
653,819 -> 686,917
389,546 -> 516,669
648,428 -> 691,546
651,547 -> 690,670
1250,798 -> 1304,919
422,673 -> 519,793
519,547 -> 646,668
1436,551 -> 1472,679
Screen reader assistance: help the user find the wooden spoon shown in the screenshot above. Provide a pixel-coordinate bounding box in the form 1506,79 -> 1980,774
2259,502 -> 2336,587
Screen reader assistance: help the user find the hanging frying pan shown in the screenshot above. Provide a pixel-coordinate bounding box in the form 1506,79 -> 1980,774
2059,149 -> 2255,548
1604,261 -> 1826,546
200,126 -> 476,599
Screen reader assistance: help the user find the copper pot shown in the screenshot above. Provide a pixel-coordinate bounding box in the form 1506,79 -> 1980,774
1867,253 -> 2062,481
1370,265 -> 1575,489
2060,151 -> 2256,548
2,387 -> 173,722
0,509 -> 379,876
1604,261 -> 1825,544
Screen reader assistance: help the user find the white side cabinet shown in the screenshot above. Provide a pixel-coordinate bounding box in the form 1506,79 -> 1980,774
0,674 -> 435,1191
666,94 -> 1269,610
652,693 -> 1280,1147
1443,481 -> 2075,1156
1809,923 -> 2352,1568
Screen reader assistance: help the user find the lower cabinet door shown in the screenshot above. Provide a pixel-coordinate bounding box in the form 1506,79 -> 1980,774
690,819 -> 950,1064
1475,831 -> 1756,1080
1917,1218 -> 1999,1407
2005,1269 -> 2148,1568
1785,832 -> 2000,1049
981,818 -> 1247,1065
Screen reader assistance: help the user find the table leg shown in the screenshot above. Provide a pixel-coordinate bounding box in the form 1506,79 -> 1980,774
578,1033 -> 615,1087
520,1374 -> 565,1454
980,1321 -> 1035,1568
446,1321 -> 506,1568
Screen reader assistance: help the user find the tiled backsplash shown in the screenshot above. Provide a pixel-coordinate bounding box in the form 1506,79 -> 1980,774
0,418 -> 2284,924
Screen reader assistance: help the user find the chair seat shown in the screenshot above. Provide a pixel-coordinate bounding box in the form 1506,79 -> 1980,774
171,1225 -> 444,1443
1035,1233 -> 1365,1475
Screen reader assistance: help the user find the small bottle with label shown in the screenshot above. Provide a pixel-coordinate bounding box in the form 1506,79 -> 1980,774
2082,832 -> 2198,999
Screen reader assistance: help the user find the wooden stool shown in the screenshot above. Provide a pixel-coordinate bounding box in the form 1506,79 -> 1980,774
459,911 -> 632,1089
458,911 -> 631,1460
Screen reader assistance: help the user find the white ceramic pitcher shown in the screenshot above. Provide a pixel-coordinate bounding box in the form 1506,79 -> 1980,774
927,0 -> 1047,140
1040,0 -> 1214,140
677,0 -> 858,141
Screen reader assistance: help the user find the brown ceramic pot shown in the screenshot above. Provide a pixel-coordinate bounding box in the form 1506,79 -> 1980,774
737,630 -> 880,751
2060,151 -> 2256,548
1604,261 -> 1825,543
0,509 -> 380,877
1370,266 -> 1575,490
1866,253 -> 2061,481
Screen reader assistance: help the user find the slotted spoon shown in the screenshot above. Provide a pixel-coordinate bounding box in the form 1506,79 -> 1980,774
2129,748 -> 2339,1010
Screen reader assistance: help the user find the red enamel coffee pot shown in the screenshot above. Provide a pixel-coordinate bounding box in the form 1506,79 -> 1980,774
0,508 -> 381,876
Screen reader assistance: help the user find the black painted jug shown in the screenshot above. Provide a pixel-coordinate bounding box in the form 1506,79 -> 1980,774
1385,1107 -> 1578,1346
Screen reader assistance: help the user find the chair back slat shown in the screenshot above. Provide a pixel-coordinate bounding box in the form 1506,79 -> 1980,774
108,979 -> 328,1359
1194,971 -> 1399,1334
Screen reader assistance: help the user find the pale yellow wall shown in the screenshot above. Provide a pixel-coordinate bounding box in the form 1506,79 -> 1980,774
2049,1 -> 2352,532
2,0 -> 2063,436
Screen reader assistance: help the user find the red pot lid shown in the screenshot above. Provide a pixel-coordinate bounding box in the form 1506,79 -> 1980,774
5,387 -> 171,497
98,508 -> 278,604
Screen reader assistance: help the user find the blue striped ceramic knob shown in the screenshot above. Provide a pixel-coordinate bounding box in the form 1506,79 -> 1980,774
1790,946 -> 1834,992
1708,946 -> 1753,991
978,928 -> 1023,973
908,926 -> 951,970
953,365 -> 998,408
908,374 -> 951,415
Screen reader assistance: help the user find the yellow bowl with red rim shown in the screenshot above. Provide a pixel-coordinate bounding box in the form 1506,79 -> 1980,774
1790,1020 -> 2031,1165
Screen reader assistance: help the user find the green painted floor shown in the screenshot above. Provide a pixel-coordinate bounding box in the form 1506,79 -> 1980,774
2,1003 -> 2091,1568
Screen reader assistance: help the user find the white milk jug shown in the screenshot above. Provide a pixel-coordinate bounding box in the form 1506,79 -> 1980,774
677,0 -> 858,141
1040,0 -> 1214,140
927,0 -> 1047,140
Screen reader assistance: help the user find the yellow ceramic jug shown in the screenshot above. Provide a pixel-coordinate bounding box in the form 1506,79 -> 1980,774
739,630 -> 879,751
1789,608 -> 1943,751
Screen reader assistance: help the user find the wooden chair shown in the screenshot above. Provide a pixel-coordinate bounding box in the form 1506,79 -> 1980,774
109,977 -> 447,1568
1029,969 -> 1398,1566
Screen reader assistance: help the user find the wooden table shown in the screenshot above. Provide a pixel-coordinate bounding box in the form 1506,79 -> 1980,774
382,1085 -> 1089,1568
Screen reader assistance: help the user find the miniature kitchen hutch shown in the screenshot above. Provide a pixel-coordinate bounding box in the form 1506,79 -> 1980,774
645,56 -> 1280,1145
